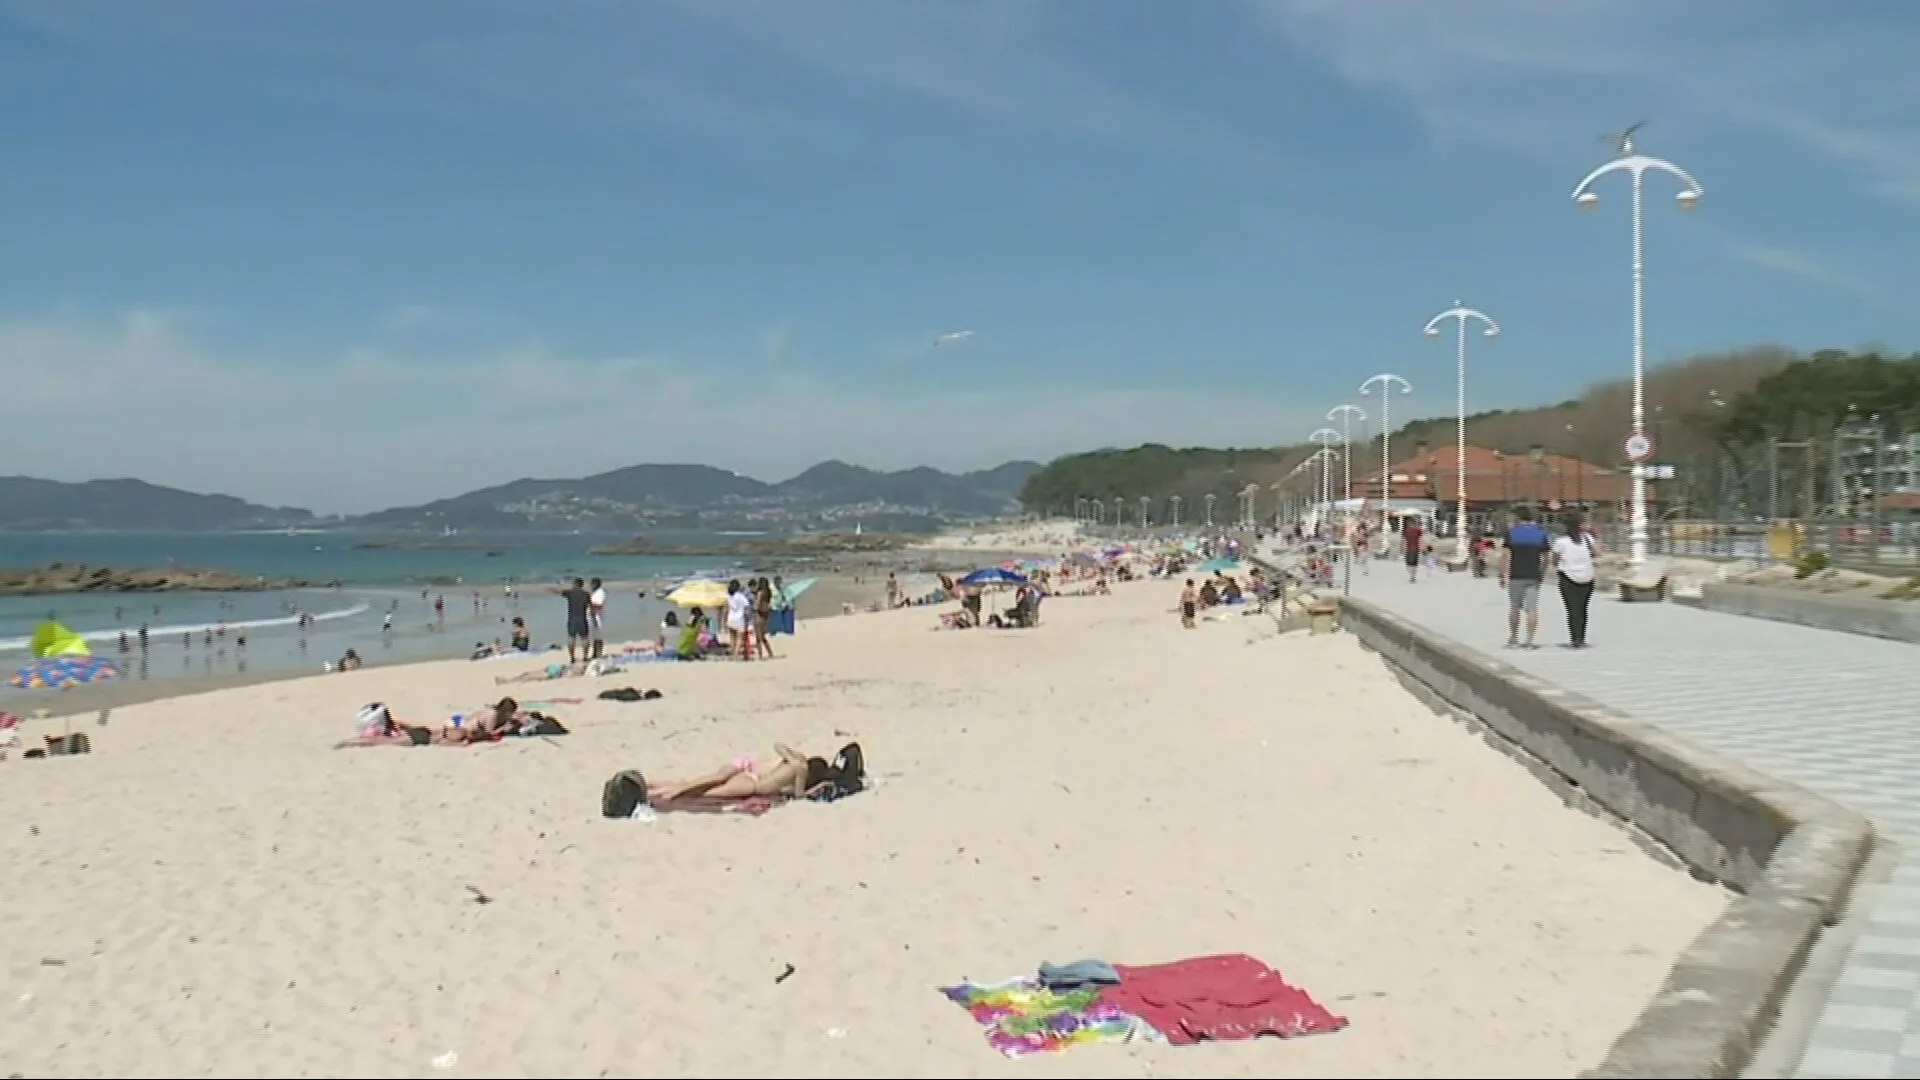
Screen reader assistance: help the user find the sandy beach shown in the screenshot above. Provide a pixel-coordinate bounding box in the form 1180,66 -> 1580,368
910,520 -> 1089,555
0,571 -> 1725,1079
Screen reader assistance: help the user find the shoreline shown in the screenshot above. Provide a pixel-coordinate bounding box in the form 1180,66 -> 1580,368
2,559 -> 1026,718
2,569 -> 907,719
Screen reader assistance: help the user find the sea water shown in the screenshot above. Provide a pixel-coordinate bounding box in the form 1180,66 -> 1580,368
0,531 -> 741,690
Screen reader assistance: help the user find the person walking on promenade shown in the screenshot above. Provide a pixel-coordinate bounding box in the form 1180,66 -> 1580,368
1400,516 -> 1423,584
1501,506 -> 1552,649
1551,514 -> 1600,648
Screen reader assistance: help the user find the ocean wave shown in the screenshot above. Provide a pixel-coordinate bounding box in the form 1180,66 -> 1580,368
0,601 -> 372,653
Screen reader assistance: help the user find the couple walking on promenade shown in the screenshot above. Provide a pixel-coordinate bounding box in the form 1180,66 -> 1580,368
1496,506 -> 1600,650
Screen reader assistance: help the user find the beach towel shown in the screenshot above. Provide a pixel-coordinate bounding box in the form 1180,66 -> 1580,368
1099,953 -> 1346,1046
939,977 -> 1161,1057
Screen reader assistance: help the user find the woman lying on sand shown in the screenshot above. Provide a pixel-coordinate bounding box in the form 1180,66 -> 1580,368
648,742 -> 856,802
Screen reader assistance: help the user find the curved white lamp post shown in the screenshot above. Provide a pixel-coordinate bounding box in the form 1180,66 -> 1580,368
1309,428 -> 1341,519
1359,374 -> 1413,531
1326,404 -> 1366,513
1572,125 -> 1703,568
1423,302 -> 1499,538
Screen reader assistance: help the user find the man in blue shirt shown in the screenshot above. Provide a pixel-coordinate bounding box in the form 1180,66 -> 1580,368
1501,506 -> 1552,649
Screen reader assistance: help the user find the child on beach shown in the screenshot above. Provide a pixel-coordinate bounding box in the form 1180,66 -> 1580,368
1179,579 -> 1197,629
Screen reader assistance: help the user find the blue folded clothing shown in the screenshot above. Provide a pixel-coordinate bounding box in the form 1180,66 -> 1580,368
1037,958 -> 1121,990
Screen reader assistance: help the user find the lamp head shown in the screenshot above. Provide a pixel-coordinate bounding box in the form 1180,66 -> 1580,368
1482,325 -> 1500,338
1424,326 -> 1441,338
1675,189 -> 1700,211
1576,191 -> 1600,211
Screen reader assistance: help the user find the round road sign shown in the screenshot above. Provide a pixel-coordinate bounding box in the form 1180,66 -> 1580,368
1623,432 -> 1654,463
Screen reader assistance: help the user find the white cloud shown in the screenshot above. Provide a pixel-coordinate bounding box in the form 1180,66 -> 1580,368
1720,241 -> 1887,306
668,0 -> 1263,162
1250,0 -> 1920,203
0,309 -> 1316,515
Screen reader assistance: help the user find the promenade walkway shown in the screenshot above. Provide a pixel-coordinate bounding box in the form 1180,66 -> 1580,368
1333,562 -> 1919,1079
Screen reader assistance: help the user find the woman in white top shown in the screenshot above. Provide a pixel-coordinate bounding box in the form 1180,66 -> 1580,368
723,579 -> 752,660
1550,516 -> 1600,648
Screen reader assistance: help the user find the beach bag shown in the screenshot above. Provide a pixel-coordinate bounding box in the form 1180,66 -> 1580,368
602,770 -> 649,818
833,741 -> 866,794
357,703 -> 392,739
29,732 -> 92,758
806,742 -> 867,803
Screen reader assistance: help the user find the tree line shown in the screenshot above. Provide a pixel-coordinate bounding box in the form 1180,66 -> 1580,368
1018,346 -> 1920,518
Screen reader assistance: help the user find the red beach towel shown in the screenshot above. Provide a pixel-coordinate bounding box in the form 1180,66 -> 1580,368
1100,953 -> 1346,1046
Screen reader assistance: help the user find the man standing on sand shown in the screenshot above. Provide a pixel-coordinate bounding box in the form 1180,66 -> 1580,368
588,577 -> 607,659
1179,578 -> 1198,629
1501,506 -> 1552,649
553,577 -> 592,664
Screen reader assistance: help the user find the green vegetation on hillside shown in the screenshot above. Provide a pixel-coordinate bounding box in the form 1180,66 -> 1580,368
1019,346 -> 1920,518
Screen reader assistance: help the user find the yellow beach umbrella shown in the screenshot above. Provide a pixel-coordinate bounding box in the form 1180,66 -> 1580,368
29,620 -> 91,659
665,579 -> 731,610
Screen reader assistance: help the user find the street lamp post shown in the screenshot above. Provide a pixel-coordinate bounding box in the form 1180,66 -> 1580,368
1304,447 -> 1340,526
1572,124 -> 1704,569
1169,495 -> 1182,528
1359,374 -> 1414,531
1423,302 -> 1500,542
1326,404 -> 1366,514
1203,493 -> 1216,529
1309,428 -> 1341,522
1138,495 -> 1150,529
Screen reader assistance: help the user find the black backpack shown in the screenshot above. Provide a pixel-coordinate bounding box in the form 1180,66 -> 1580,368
601,769 -> 649,818
805,741 -> 867,803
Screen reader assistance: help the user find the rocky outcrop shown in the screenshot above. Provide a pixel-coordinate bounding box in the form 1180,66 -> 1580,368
0,563 -> 310,596
586,532 -> 910,557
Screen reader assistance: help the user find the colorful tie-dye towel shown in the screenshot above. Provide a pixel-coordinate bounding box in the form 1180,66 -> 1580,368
938,977 -> 1162,1058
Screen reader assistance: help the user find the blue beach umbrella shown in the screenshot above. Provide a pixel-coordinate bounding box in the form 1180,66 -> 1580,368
1198,556 -> 1240,573
11,655 -> 121,690
959,567 -> 1028,586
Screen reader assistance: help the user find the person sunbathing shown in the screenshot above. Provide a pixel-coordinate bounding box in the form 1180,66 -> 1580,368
336,698 -> 542,747
648,743 -> 834,802
494,660 -> 583,685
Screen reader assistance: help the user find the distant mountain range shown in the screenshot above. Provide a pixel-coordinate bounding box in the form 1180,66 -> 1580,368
350,460 -> 1042,532
0,460 -> 1042,533
0,476 -> 315,533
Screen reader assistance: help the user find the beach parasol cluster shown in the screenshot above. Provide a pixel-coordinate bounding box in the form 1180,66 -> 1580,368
11,621 -> 121,689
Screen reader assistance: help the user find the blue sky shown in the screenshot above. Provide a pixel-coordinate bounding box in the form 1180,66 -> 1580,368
2,0 -> 1917,513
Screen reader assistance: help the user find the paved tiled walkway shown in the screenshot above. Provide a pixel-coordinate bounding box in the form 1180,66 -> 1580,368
1333,564 -> 1920,1079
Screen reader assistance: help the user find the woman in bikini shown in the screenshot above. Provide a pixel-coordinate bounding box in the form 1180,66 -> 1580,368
647,743 -> 830,802
752,577 -> 776,660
